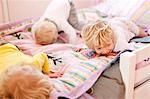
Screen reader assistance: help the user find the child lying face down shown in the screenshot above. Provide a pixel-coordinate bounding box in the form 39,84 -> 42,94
81,17 -> 149,55
0,43 -> 61,99
32,0 -> 85,45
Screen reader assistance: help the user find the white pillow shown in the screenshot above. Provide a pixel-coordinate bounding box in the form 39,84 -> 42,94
129,1 -> 150,28
94,0 -> 142,17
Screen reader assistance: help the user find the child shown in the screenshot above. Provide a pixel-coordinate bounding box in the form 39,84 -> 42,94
0,64 -> 53,99
0,43 -> 105,99
32,0 -> 85,45
0,43 -> 61,98
81,17 -> 149,55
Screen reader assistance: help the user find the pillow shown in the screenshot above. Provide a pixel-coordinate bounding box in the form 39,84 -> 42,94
129,1 -> 150,28
78,0 -> 150,29
92,0 -> 150,28
93,0 -> 142,17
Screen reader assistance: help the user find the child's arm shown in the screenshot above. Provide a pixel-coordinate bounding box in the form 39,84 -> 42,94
62,21 -> 78,44
48,71 -> 62,78
117,17 -> 149,38
32,52 -> 61,78
32,52 -> 51,73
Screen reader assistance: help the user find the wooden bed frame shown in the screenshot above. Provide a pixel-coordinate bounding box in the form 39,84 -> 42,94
120,44 -> 150,99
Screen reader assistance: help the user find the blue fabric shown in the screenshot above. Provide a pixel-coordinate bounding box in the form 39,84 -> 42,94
131,36 -> 150,43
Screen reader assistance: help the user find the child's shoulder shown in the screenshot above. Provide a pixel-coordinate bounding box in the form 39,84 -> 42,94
0,43 -> 19,51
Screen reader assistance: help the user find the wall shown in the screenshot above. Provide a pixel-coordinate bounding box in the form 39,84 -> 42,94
0,0 -> 102,23
7,0 -> 51,22
0,0 -> 3,23
74,0 -> 102,9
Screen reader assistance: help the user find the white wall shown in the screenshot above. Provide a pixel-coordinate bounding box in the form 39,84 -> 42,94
0,0 -> 3,23
74,0 -> 101,9
7,0 -> 51,22
1,0 -> 102,22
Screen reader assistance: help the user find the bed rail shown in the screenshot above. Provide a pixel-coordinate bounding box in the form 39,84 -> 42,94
120,44 -> 150,99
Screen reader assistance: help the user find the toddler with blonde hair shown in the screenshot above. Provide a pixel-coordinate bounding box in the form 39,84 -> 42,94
0,43 -> 101,99
32,0 -> 85,45
0,64 -> 53,99
33,19 -> 58,45
81,17 -> 149,55
0,43 -> 61,99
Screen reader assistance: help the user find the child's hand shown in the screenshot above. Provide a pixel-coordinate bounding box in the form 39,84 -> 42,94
105,52 -> 118,59
74,48 -> 85,52
48,72 -> 62,78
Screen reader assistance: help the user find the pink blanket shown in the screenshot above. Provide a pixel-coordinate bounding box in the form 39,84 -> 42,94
0,16 -> 148,99
0,18 -> 114,98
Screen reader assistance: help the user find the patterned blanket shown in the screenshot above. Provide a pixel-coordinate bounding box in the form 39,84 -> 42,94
0,8 -> 149,98
0,10 -> 113,98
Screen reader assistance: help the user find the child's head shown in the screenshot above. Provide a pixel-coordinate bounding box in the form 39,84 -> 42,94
0,64 -> 53,99
33,20 -> 58,45
81,20 -> 116,55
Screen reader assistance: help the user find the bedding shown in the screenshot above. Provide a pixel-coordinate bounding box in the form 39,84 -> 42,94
0,22 -> 149,99
92,0 -> 150,29
91,0 -> 143,17
0,6 -> 150,99
49,51 -> 115,98
0,17 -> 117,98
129,0 -> 150,28
92,41 -> 150,99
131,36 -> 150,43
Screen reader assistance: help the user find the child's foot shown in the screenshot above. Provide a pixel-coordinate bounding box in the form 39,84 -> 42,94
86,87 -> 94,95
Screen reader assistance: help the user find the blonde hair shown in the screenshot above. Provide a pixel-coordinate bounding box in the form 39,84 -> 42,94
33,20 -> 58,45
0,64 -> 53,99
81,20 -> 115,49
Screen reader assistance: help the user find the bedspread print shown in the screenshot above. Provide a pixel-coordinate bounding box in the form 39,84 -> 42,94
48,50 -> 112,98
0,9 -> 149,98
0,18 -> 115,98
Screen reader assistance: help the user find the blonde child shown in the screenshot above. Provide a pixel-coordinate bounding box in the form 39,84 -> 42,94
0,43 -> 61,99
0,43 -> 99,99
32,0 -> 85,45
81,17 -> 149,55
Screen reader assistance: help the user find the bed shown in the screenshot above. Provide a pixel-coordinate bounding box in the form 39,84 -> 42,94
1,19 -> 149,99
84,0 -> 150,98
120,44 -> 150,99
0,0 -> 150,99
88,43 -> 150,99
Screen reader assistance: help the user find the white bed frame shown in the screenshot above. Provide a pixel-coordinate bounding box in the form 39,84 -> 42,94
120,44 -> 150,99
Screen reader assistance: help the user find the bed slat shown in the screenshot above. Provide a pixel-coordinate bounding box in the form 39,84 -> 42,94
134,80 -> 150,99
135,64 -> 150,84
120,52 -> 136,99
120,44 -> 150,99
